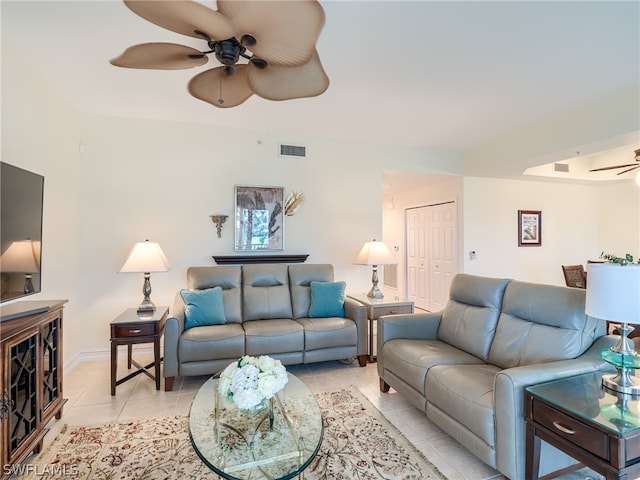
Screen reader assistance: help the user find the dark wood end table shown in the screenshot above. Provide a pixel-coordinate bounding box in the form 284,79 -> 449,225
525,371 -> 640,480
110,306 -> 168,395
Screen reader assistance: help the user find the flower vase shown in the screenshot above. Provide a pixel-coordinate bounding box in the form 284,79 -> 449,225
240,397 -> 275,432
241,398 -> 269,416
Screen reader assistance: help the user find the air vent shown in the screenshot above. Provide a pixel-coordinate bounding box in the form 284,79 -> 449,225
279,144 -> 307,157
554,163 -> 569,173
383,264 -> 398,289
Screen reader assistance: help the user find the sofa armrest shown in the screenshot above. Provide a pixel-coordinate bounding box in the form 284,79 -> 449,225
163,292 -> 186,380
378,312 -> 442,344
493,335 -> 617,480
377,312 -> 443,379
344,298 -> 368,358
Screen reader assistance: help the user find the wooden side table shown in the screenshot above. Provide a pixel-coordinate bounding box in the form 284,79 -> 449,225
110,306 -> 168,395
525,371 -> 640,480
347,293 -> 414,362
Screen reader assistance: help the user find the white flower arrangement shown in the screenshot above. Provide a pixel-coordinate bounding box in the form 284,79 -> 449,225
218,355 -> 288,410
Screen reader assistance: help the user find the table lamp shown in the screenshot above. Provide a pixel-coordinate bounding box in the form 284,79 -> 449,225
354,240 -> 396,299
120,240 -> 171,314
1,239 -> 40,293
586,262 -> 640,395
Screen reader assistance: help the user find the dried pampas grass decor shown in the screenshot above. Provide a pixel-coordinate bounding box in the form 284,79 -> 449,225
284,191 -> 305,216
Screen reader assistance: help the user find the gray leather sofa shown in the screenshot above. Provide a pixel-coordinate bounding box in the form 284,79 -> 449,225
164,263 -> 368,391
377,273 -> 615,480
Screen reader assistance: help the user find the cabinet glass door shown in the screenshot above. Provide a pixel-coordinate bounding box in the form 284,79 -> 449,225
9,334 -> 38,453
41,317 -> 60,412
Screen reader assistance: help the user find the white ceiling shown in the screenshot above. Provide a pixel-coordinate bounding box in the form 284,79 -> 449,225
2,0 -> 639,188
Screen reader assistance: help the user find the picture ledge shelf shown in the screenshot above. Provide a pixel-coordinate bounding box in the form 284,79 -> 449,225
212,254 -> 309,265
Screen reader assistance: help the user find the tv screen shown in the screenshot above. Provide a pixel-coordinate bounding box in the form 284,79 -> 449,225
1,162 -> 44,302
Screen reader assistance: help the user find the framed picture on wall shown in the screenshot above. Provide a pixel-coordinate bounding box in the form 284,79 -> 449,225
235,185 -> 284,251
518,210 -> 542,247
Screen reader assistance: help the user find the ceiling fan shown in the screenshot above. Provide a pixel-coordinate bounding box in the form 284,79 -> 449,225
589,149 -> 640,175
110,0 -> 329,108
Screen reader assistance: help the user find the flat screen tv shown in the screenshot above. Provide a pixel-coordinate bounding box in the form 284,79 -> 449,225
1,162 -> 44,302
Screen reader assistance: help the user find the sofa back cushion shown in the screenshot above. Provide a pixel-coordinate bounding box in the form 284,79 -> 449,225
289,264 -> 334,319
488,280 -> 602,368
243,264 -> 293,320
437,274 -> 511,361
186,266 -> 242,323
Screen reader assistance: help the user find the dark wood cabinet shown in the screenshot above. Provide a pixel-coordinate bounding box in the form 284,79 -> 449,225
0,300 -> 67,479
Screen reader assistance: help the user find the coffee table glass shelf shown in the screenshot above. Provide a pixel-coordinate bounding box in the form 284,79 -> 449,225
189,373 -> 323,480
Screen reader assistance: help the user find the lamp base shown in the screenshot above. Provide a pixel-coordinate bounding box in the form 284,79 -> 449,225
602,369 -> 640,396
367,284 -> 384,299
137,299 -> 156,316
601,322 -> 640,395
367,264 -> 384,299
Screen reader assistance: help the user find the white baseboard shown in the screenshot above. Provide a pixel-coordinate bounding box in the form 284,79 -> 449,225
65,345 -> 164,374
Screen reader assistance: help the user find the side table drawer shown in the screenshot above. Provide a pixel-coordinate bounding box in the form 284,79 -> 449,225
113,323 -> 156,338
533,399 -> 609,460
372,305 -> 414,318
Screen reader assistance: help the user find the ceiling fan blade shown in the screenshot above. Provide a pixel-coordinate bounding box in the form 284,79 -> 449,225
247,50 -> 329,101
617,165 -> 640,175
124,0 -> 235,40
110,43 -> 208,69
589,163 -> 639,172
218,0 -> 324,66
188,65 -> 253,108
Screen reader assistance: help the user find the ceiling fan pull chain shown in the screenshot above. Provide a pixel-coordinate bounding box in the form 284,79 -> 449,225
218,77 -> 224,105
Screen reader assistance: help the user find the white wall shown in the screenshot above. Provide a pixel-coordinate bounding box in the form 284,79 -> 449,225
462,177 -> 600,284
4,42 -> 639,366
383,175 -> 640,292
597,182 -> 640,260
2,45 -> 463,364
2,45 -> 85,359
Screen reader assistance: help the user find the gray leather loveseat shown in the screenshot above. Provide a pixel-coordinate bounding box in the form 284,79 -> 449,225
164,263 -> 367,391
377,273 -> 615,480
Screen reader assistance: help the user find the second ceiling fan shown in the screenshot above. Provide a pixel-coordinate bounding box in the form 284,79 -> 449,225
589,149 -> 640,176
110,0 -> 330,108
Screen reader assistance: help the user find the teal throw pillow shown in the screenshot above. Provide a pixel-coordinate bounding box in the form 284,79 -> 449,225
309,281 -> 346,318
180,286 -> 226,329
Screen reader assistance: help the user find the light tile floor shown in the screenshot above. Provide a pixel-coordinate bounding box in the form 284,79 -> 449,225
34,353 -> 602,480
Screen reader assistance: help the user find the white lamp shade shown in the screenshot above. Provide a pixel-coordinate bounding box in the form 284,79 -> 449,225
354,240 -> 396,265
586,263 -> 640,324
1,240 -> 39,273
119,240 -> 171,273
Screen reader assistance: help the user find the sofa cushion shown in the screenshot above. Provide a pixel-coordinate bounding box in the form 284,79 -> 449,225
289,264 -> 334,319
296,317 -> 356,350
488,281 -> 599,368
243,264 -> 293,320
380,338 -> 485,395
179,323 -> 245,362
426,363 -> 501,448
243,318 -> 304,355
437,274 -> 511,361
186,266 -> 242,323
309,281 -> 346,318
180,287 -> 226,329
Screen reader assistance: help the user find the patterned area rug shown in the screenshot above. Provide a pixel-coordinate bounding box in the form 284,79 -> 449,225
21,386 -> 447,479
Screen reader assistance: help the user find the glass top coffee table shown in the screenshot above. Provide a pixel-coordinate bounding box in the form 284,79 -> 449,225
189,372 -> 323,480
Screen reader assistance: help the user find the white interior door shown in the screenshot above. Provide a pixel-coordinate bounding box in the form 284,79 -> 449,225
428,202 -> 457,312
406,201 -> 458,312
406,207 -> 429,310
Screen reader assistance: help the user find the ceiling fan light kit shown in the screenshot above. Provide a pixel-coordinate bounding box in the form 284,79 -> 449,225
110,0 -> 329,108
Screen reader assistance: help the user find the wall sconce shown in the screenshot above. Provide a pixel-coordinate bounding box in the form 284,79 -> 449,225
210,215 -> 228,238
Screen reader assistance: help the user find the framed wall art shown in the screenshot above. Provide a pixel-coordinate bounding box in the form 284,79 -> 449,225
518,210 -> 542,247
235,185 -> 284,251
